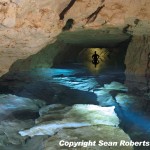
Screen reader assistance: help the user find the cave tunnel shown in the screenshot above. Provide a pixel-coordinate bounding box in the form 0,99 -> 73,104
1,0 -> 150,148
0,29 -> 131,104
52,29 -> 130,84
0,29 -> 132,109
53,40 -> 129,76
0,29 -> 150,150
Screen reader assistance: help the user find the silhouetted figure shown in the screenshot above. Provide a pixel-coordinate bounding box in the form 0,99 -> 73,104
92,51 -> 100,68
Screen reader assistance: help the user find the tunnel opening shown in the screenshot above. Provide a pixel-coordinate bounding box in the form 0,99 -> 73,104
1,29 -> 150,149
52,30 -> 131,85
6,29 -> 131,76
52,43 -> 128,75
0,29 -> 131,105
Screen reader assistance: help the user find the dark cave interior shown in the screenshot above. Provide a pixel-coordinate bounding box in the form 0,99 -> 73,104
52,42 -> 128,74
53,29 -> 131,75
0,30 -> 149,150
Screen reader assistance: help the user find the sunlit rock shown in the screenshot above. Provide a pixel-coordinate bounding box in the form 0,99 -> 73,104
19,104 -> 119,137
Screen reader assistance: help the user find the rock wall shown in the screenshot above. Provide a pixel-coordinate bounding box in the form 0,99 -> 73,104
9,28 -> 131,72
9,41 -> 68,72
0,0 -> 67,75
0,0 -> 150,76
125,35 -> 150,76
125,35 -> 150,90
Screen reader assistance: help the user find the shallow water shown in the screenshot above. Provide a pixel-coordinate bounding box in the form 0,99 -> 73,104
0,67 -> 149,149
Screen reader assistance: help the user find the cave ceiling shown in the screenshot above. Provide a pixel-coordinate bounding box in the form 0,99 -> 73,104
58,29 -> 131,47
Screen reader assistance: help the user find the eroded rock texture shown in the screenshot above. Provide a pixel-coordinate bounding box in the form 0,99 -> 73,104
0,0 -> 66,75
18,104 -> 132,150
0,0 -> 150,76
125,35 -> 150,89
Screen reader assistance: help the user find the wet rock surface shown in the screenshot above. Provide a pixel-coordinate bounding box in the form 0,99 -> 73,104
0,94 -> 45,121
0,119 -> 34,150
0,69 -> 149,149
44,125 -> 133,150
0,94 -> 46,149
19,104 -> 119,137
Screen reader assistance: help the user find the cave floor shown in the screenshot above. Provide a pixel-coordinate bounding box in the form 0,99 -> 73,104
0,67 -> 149,150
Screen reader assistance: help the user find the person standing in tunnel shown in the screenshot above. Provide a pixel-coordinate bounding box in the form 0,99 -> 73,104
92,51 -> 100,68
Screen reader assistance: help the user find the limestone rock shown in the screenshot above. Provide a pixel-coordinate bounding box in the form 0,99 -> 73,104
125,35 -> 150,89
115,93 -> 146,112
19,104 -> 119,137
2,3 -> 16,28
100,81 -> 128,91
0,94 -> 45,120
44,125 -> 133,150
0,94 -> 46,149
0,0 -> 150,76
96,89 -> 115,106
0,119 -> 34,150
39,104 -> 66,116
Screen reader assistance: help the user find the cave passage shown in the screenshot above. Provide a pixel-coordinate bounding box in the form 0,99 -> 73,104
0,29 -> 150,150
53,46 -> 127,77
